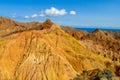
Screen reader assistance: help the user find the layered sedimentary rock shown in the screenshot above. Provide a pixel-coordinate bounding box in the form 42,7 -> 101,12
0,17 -> 118,80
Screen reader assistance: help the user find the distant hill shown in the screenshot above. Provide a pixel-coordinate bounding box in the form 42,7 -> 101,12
63,27 -> 120,77
108,31 -> 120,40
0,17 -> 53,37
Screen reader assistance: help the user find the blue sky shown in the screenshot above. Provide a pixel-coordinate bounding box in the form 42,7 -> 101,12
0,0 -> 120,28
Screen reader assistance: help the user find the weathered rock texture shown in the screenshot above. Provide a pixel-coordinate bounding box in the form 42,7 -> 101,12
0,17 -> 117,80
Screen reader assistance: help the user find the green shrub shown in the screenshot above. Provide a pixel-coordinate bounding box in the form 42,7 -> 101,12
98,69 -> 113,80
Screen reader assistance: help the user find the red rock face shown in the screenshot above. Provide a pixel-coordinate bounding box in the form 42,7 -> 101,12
41,19 -> 53,29
69,31 -> 88,40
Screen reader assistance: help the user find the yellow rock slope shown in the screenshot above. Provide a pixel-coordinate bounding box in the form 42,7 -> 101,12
0,23 -> 112,80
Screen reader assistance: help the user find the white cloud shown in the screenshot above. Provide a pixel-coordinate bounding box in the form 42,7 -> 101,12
39,13 -> 45,17
31,14 -> 38,18
23,7 -> 76,19
70,11 -> 76,15
24,16 -> 30,19
45,7 -> 67,16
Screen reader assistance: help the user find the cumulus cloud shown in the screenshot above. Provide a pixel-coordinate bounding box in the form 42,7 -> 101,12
70,11 -> 76,15
24,16 -> 30,19
24,7 -> 76,19
45,7 -> 67,16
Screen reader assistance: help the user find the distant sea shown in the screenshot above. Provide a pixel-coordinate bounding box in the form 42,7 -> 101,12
75,28 -> 120,33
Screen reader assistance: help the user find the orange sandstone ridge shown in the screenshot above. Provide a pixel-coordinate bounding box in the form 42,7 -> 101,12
0,17 -> 119,80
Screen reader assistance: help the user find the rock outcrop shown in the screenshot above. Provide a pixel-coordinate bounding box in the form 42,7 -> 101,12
0,17 -> 118,80
61,26 -> 88,40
